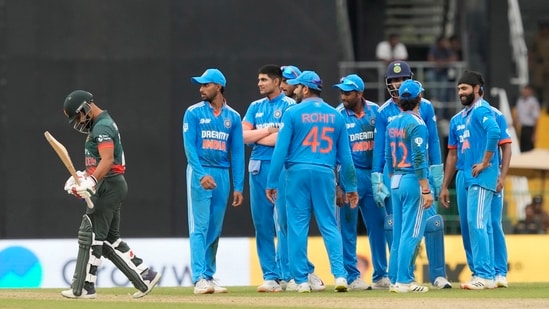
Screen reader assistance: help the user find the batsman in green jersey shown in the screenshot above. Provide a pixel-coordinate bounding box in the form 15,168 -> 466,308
61,90 -> 160,299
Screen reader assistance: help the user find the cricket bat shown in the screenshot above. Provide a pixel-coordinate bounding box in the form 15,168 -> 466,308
44,131 -> 94,209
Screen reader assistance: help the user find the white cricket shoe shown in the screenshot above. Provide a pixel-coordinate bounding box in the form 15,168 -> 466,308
308,273 -> 326,291
286,279 -> 298,291
193,278 -> 215,294
209,279 -> 228,293
278,280 -> 288,291
296,282 -> 311,293
433,276 -> 452,289
392,282 -> 429,293
461,277 -> 496,290
348,277 -> 372,291
334,277 -> 348,292
495,275 -> 508,288
257,280 -> 282,292
61,285 -> 97,299
372,277 -> 391,290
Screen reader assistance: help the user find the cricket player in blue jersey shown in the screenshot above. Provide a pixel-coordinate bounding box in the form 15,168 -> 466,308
451,71 -> 500,290
372,61 -> 451,289
276,65 -> 325,292
266,71 -> 359,293
333,74 -> 388,290
183,68 -> 245,294
386,79 -> 433,293
440,71 -> 511,289
242,65 -> 295,292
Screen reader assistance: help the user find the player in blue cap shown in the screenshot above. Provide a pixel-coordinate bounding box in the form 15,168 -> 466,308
386,79 -> 433,293
184,68 -> 245,294
266,70 -> 358,293
333,74 -> 388,290
372,61 -> 451,289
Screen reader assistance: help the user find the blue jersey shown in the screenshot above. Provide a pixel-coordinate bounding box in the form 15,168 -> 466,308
335,99 -> 378,169
267,97 -> 357,192
183,101 -> 245,192
242,93 -> 295,160
373,98 -> 441,173
461,99 -> 501,191
384,112 -> 429,179
448,105 -> 511,170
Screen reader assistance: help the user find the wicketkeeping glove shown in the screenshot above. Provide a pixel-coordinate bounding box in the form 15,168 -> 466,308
371,172 -> 390,207
64,171 -> 87,194
430,164 -> 444,199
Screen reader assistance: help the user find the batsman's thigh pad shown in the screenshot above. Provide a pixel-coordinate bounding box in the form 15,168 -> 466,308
72,215 -> 102,295
103,239 -> 148,292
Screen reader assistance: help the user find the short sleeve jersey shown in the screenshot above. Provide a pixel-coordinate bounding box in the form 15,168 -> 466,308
86,111 -> 125,177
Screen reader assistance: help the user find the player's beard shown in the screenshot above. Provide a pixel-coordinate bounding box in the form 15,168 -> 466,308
460,92 -> 475,106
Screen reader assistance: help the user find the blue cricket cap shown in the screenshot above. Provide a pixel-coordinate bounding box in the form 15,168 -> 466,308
333,74 -> 365,92
398,80 -> 424,99
191,68 -> 227,87
287,71 -> 323,91
281,65 -> 302,79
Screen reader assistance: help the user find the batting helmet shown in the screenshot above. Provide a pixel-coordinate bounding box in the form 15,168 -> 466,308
63,90 -> 94,134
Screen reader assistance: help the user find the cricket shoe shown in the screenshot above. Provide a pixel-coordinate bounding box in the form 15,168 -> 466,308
61,284 -> 97,299
193,278 -> 215,294
433,276 -> 452,289
296,282 -> 312,293
392,282 -> 429,293
308,273 -> 326,292
495,275 -> 508,288
209,279 -> 228,293
372,277 -> 391,290
257,280 -> 282,292
277,279 -> 288,291
133,269 -> 161,298
334,277 -> 348,292
286,279 -> 298,291
461,277 -> 496,290
348,278 -> 372,291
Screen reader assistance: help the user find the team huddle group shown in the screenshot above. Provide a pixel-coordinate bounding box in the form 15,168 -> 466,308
183,61 -> 512,294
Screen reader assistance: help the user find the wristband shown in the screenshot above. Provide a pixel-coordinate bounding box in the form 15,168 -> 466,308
422,191 -> 431,195
90,175 -> 98,184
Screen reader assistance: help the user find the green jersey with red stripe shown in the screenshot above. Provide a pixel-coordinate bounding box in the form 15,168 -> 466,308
85,111 -> 125,176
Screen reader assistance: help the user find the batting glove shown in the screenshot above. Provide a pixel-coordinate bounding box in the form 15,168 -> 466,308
64,171 -> 87,194
429,164 -> 444,199
73,175 -> 97,198
371,172 -> 390,207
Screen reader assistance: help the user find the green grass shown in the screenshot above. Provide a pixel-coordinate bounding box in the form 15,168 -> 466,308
1,283 -> 548,309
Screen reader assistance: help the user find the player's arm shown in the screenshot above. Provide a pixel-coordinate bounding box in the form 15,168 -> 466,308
497,142 -> 512,192
256,130 -> 279,146
439,147 -> 457,207
94,138 -> 115,181
266,113 -> 292,203
182,110 -> 207,180
230,115 -> 245,206
411,124 -> 433,208
472,109 -> 500,177
424,102 -> 442,165
372,110 -> 387,173
336,123 -> 358,208
243,122 -> 276,144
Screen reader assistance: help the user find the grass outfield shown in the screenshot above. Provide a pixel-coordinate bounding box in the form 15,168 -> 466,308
1,283 -> 548,309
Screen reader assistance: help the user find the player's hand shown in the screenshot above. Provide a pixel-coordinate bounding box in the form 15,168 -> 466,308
64,171 -> 87,194
438,187 -> 451,208
422,192 -> 434,209
335,185 -> 345,207
472,162 -> 490,177
266,189 -> 277,204
232,191 -> 243,207
200,175 -> 217,190
73,175 -> 97,199
346,192 -> 359,208
496,176 -> 504,192
267,126 -> 279,134
371,172 -> 390,207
